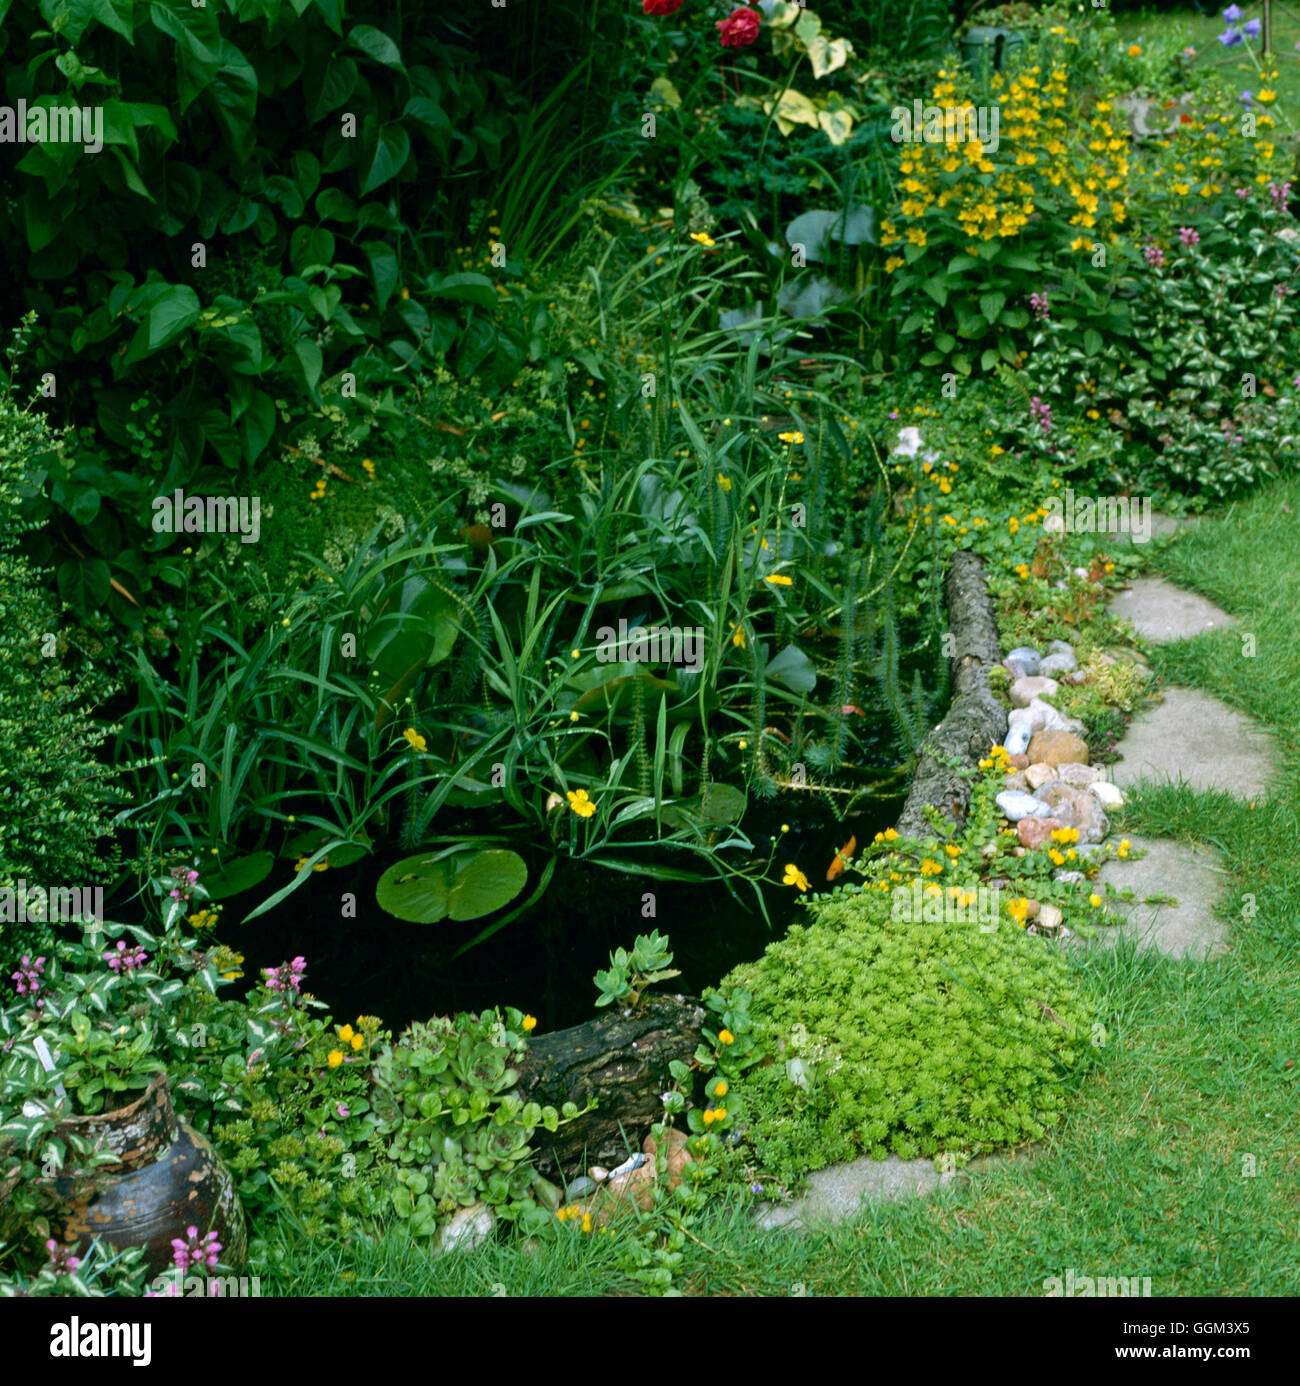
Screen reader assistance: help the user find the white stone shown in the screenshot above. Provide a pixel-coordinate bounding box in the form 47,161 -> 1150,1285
1089,781 -> 1124,810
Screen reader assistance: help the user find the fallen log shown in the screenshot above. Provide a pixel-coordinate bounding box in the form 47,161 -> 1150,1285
515,993 -> 707,1177
893,549 -> 1006,840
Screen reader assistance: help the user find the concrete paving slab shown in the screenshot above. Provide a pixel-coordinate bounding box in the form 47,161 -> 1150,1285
1091,836 -> 1230,960
1111,687 -> 1276,800
1107,576 -> 1234,644
754,1154 -> 957,1231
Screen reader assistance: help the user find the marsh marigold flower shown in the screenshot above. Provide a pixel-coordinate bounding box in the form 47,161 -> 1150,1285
566,788 -> 596,818
403,727 -> 427,752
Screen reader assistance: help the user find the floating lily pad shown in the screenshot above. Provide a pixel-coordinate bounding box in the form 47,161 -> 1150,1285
203,852 -> 275,900
376,849 -> 528,924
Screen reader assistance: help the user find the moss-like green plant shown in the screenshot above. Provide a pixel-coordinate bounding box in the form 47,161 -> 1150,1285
722,884 -> 1098,1184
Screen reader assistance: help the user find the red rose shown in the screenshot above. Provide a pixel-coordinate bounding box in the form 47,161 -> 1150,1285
717,5 -> 760,47
643,0 -> 685,14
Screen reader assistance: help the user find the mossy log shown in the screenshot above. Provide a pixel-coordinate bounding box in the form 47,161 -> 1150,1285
515,994 -> 707,1177
893,549 -> 1006,841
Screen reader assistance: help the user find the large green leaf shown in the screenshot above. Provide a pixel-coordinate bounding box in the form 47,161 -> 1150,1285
376,850 -> 528,923
147,284 -> 201,351
361,123 -> 411,194
203,852 -> 275,901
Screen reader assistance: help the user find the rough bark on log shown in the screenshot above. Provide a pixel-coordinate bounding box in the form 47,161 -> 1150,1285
893,550 -> 1006,841
515,994 -> 706,1177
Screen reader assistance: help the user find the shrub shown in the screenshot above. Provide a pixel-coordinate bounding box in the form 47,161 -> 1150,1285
722,883 -> 1097,1182
0,319 -> 123,965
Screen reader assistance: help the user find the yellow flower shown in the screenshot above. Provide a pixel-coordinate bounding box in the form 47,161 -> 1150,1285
764,573 -> 793,586
1089,893 -> 1102,907
327,1051 -> 344,1068
351,1034 -> 364,1050
777,431 -> 804,444
403,727 -> 427,753
690,232 -> 716,247
292,855 -> 310,874
920,858 -> 943,876
1257,90 -> 1276,105
717,473 -> 732,491
523,1014 -> 537,1032
1015,563 -> 1030,579
401,287 -> 410,300
581,1212 -> 592,1233
782,863 -> 810,892
361,458 -> 375,478
566,789 -> 596,819
714,1108 -> 727,1122
718,1029 -> 735,1045
990,445 -> 1004,457
1048,849 -> 1065,866
1127,45 -> 1141,58
944,844 -> 961,859
715,1080 -> 728,1097
730,622 -> 747,649
338,1024 -> 355,1043
885,256 -> 905,273
883,828 -> 899,841
703,1109 -> 715,1124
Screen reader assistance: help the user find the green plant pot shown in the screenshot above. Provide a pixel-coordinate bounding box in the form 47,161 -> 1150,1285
959,25 -> 1030,81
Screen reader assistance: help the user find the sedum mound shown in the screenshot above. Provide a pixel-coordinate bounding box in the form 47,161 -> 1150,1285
722,885 -> 1098,1182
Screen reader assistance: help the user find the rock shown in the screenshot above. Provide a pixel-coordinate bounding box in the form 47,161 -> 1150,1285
1035,781 -> 1109,843
1036,902 -> 1064,933
1004,721 -> 1034,756
1027,730 -> 1090,767
566,1175 -> 599,1199
1089,780 -> 1124,810
1056,762 -> 1102,788
1040,651 -> 1077,677
1008,751 -> 1030,769
1018,815 -> 1065,850
1023,898 -> 1041,920
436,1202 -> 497,1254
1054,870 -> 1087,884
1005,646 -> 1042,676
1011,675 -> 1060,708
1004,661 -> 1029,681
1008,701 -> 1050,732
1025,762 -> 1055,789
644,1127 -> 694,1186
996,790 -> 1055,822
1047,640 -> 1076,660
1003,770 -> 1030,793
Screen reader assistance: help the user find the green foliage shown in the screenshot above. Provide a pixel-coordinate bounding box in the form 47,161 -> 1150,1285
1031,198 -> 1300,498
0,319 -> 125,963
723,885 -> 1098,1183
373,1008 -> 587,1239
593,930 -> 681,1010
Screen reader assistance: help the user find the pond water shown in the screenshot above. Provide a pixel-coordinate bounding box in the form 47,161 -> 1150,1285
216,788 -> 906,1035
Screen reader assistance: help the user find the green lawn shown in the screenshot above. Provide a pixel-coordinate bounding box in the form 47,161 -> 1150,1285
252,478 -> 1300,1296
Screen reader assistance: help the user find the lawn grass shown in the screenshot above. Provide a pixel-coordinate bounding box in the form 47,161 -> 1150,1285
254,477 -> 1300,1296
1116,0 -> 1300,130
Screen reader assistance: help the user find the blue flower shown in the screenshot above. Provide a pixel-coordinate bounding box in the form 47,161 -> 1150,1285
1218,28 -> 1243,46
1222,3 -> 1243,20
1243,18 -> 1261,37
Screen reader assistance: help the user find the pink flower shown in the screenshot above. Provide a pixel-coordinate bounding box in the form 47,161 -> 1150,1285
643,0 -> 685,13
717,5 -> 760,47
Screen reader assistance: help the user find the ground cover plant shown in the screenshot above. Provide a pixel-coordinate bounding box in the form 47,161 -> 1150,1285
2,0 -> 1298,1312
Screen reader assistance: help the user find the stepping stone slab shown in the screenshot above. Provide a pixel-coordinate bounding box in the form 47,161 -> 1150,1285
1107,576 -> 1234,644
1090,836 -> 1230,960
1110,687 -> 1276,800
754,1154 -> 958,1231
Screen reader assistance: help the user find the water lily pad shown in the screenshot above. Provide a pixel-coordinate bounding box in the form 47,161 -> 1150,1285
203,852 -> 275,900
376,849 -> 528,923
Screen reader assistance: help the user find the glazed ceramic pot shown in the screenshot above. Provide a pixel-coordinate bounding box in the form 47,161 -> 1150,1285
52,1073 -> 246,1276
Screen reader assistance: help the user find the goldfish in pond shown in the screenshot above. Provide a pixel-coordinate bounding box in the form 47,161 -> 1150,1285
826,835 -> 857,881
